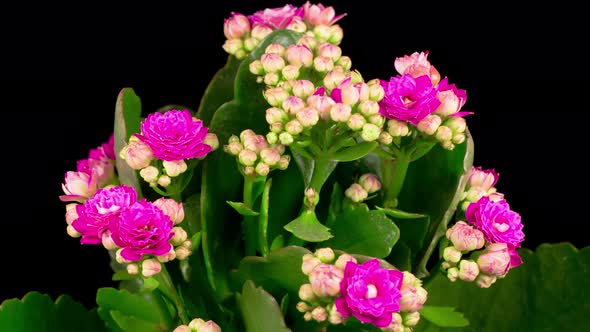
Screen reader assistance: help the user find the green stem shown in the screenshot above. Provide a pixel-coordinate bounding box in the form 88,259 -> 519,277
382,153 -> 410,209
152,289 -> 176,330
309,155 -> 332,193
243,176 -> 257,256
154,265 -> 190,325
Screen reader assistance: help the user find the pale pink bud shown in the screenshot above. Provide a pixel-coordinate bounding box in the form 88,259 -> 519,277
269,123 -> 283,134
121,136 -> 154,170
382,312 -> 403,332
368,114 -> 385,127
345,183 -> 368,202
458,259 -> 480,282
224,13 -> 250,39
435,90 -> 461,116
265,43 -> 286,56
328,25 -> 344,44
452,133 -> 466,144
489,191 -> 505,202
278,155 -> 290,169
394,51 -> 441,85
361,123 -> 381,142
446,221 -> 485,251
302,253 -> 322,275
157,175 -> 171,187
334,254 -> 357,271
203,133 -> 219,151
367,78 -> 385,101
312,24 -> 331,40
157,248 -> 176,263
402,271 -> 422,288
336,56 -> 352,70
281,64 -> 300,80
292,80 -> 316,99
141,259 -> 161,277
387,119 -> 410,137
279,132 -> 294,145
299,283 -> 316,301
347,113 -> 366,130
255,162 -> 270,176
311,306 -> 327,322
296,107 -> 319,127
417,114 -> 442,135
260,148 -> 281,166
465,187 -> 486,202
173,325 -> 191,332
307,94 -> 335,120
126,263 -> 139,275
243,134 -> 268,153
199,321 -> 222,332
330,103 -> 351,122
303,312 -> 313,321
163,160 -> 187,177
315,248 -> 335,263
359,173 -> 381,194
477,243 -> 511,276
175,246 -> 191,260
468,167 -> 498,191
318,42 -> 342,61
261,53 -> 286,72
323,69 -> 346,90
66,225 -> 81,238
222,39 -> 243,55
224,141 -> 243,156
251,23 -> 272,40
340,84 -> 360,106
435,126 -> 453,142
358,100 -> 380,116
304,188 -> 319,207
328,304 -> 344,324
285,120 -> 303,135
402,312 -> 421,327
249,59 -> 264,75
101,231 -> 117,250
264,87 -> 289,106
244,166 -> 256,177
139,166 -> 159,183
446,117 -> 466,134
441,141 -> 455,151
282,96 -> 305,115
188,318 -> 206,330
399,284 -> 427,312
286,44 -> 314,67
379,131 -> 393,145
243,37 -> 258,52
274,144 -> 286,155
313,56 -> 334,72
65,203 -> 78,225
61,171 -> 98,203
447,267 -> 459,282
286,16 -> 307,32
475,274 -> 497,288
263,72 -> 279,86
443,246 -> 462,263
171,227 -> 188,245
309,263 -> 343,297
238,149 -> 257,166
296,301 -> 311,313
297,35 -> 318,50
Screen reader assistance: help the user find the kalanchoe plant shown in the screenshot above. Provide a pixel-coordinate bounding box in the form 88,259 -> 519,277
2,2 -> 587,332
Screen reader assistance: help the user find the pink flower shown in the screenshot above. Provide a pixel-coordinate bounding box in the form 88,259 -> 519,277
435,77 -> 469,117
468,166 -> 499,192
111,199 -> 174,261
224,12 -> 251,39
331,77 -> 369,106
136,110 -> 211,161
152,198 -> 185,224
379,74 -> 441,125
394,51 -> 441,86
335,259 -> 404,328
477,243 -> 512,276
87,147 -> 115,186
309,263 -> 343,297
72,185 -> 137,244
466,196 -> 525,248
249,4 -> 304,29
60,170 -> 99,203
101,134 -> 116,160
303,2 -> 346,26
446,221 -> 485,252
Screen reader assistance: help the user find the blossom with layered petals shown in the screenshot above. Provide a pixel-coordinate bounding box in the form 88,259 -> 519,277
60,171 -> 98,203
303,2 -> 346,26
435,77 -> 470,117
249,4 -> 304,29
379,74 -> 441,125
466,196 -> 524,248
394,51 -> 440,85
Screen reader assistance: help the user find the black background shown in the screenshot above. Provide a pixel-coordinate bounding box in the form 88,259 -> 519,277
1,1 -> 587,309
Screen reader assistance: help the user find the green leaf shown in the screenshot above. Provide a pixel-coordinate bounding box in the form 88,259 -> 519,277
232,246 -> 311,295
0,292 -> 108,332
258,179 -> 272,256
237,280 -> 292,332
140,277 -> 160,293
113,87 -> 143,197
112,269 -> 135,281
331,141 -> 379,162
110,311 -> 163,332
376,206 -> 427,219
419,306 -> 469,327
416,243 -> 590,331
326,181 -> 344,227
182,193 -> 201,236
196,55 -> 241,126
227,201 -> 260,216
387,241 -> 412,271
284,210 -> 333,242
394,216 -> 430,257
322,205 -> 399,258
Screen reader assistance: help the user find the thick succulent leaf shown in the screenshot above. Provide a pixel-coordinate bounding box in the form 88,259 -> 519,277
416,243 -> 590,331
0,292 -> 108,332
236,280 -> 292,332
419,306 -> 469,327
284,210 -> 333,242
330,141 -> 379,162
196,55 -> 241,126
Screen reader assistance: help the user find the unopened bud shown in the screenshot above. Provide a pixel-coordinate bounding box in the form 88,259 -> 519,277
313,56 -> 334,72
417,114 -> 442,135
224,13 -> 250,39
66,225 -> 81,238
286,16 -> 307,33
238,149 -> 257,166
361,123 -> 381,141
249,59 -> 264,75
285,120 -> 303,135
312,25 -> 331,41
435,90 -> 461,116
173,325 -> 191,332
65,203 -> 78,225
251,24 -> 272,40
297,35 -> 318,50
445,117 -> 466,133
140,166 -> 159,183
296,301 -> 311,313
279,132 -> 294,145
175,246 -> 191,260
435,126 -> 453,142
387,119 -> 410,137
452,133 -> 466,144
315,247 -> 335,263
163,160 -> 187,177
447,267 -> 459,282
264,72 -> 280,86
402,312 -> 421,327
299,283 -> 316,301
203,133 -> 219,151
359,173 -> 381,194
328,25 -> 344,44
261,53 -> 286,73
222,39 -> 243,55
243,134 -> 268,153
292,80 -> 316,99
367,79 -> 385,101
274,144 -> 286,155
446,221 -> 485,251
323,69 -> 346,90
458,259 -> 480,282
255,162 -> 270,176
477,243 -> 511,276
224,141 -> 243,156
157,248 -> 176,263
125,263 -> 139,275
345,183 -> 368,202
475,274 -> 497,288
358,100 -> 379,116
122,137 -> 154,170
368,114 -> 385,127
157,175 -> 171,187
334,254 -> 357,271
265,43 -> 286,56
302,254 -> 322,275
340,83 -> 360,106
297,107 -> 320,127
141,258 -> 161,277
260,148 -> 281,166
443,246 -> 462,263
307,94 -> 335,120
171,227 -> 188,245
303,312 -> 313,321
266,132 -> 278,145
441,141 -> 455,150
347,113 -> 366,130
243,37 -> 259,52
336,56 -> 352,70
318,42 -> 342,61
330,103 -> 351,122
286,44 -> 313,67
277,155 -> 290,169
311,306 -> 327,322
379,131 -> 393,145
304,187 -> 319,207
102,232 -> 117,250
264,87 -> 289,107
281,64 -> 300,80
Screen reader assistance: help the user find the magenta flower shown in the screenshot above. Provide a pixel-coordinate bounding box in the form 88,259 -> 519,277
249,4 -> 304,29
466,196 -> 525,248
87,147 -> 115,186
136,110 -> 211,161
72,185 -> 138,245
335,259 -> 404,328
379,74 -> 441,125
101,134 -> 116,160
303,2 -> 346,26
111,199 -> 174,261
436,77 -> 471,117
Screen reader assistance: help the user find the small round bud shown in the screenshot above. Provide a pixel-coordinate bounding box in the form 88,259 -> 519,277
417,114 -> 442,135
307,94 -> 335,120
224,13 -> 250,39
340,83 -> 360,106
367,79 -> 385,101
173,325 -> 191,332
163,160 -> 188,177
224,141 -> 243,156
443,246 -> 462,263
286,17 -> 307,33
279,132 -> 294,145
361,123 -> 381,141
458,259 -> 480,282
303,312 -> 313,321
435,90 -> 461,116
260,148 -> 281,166
188,318 -> 206,331
243,166 -> 255,177
345,183 -> 368,202
435,125 -> 453,142
328,25 -> 344,44
302,254 -> 322,275
157,175 -> 171,187
358,100 -> 380,116
329,103 -> 351,122
298,283 -> 316,302
368,114 -> 385,127
243,134 -> 268,153
140,166 -> 159,183
296,301 -> 311,313
203,133 -> 219,151
313,56 -> 334,72
297,35 -> 318,50
323,69 -> 346,90
264,87 -> 289,106
249,59 -> 264,75
238,149 -> 257,166
274,144 -> 286,155
286,44 -> 313,67
359,173 -> 381,194
222,39 -> 243,55
441,141 -> 455,150
282,96 -> 305,115
263,72 -> 280,86
269,122 -> 283,134
240,129 -> 256,142
285,120 -> 303,135
265,43 -> 286,56
329,305 -> 344,324
334,254 -> 357,271
379,131 -> 393,145
255,162 -> 270,176
292,80 -> 316,99
122,137 -> 154,170
171,227 -> 188,245
315,247 -> 335,263
304,188 -> 319,207
281,64 -> 300,80
296,107 -> 320,127
157,248 -> 176,263
446,116 -> 467,133
266,107 -> 287,124
336,55 -> 352,70
447,267 -> 459,282
261,53 -> 286,73
347,113 -> 366,130
175,246 -> 191,260
243,37 -> 259,52
387,119 -> 410,137
318,42 -> 342,61
402,312 -> 421,327
102,232 -> 117,250
141,259 -> 162,277
251,24 -> 272,40
125,263 -> 139,275
266,132 -> 278,145
311,306 -> 327,322
66,225 -> 81,238
65,203 -> 78,225
452,133 -> 466,144
277,155 -> 290,169
312,24 -> 331,41
475,274 -> 497,288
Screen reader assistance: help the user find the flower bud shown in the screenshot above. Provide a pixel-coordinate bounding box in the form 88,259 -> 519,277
329,103 -> 351,122
359,173 -> 381,194
263,72 -> 280,86
345,183 -> 368,203
489,191 -> 505,202
347,113 -> 366,130
264,87 -> 289,107
274,143 -> 286,155
387,119 -> 410,137
312,24 -> 331,41
358,100 -> 379,116
299,283 -> 316,301
259,148 -> 281,166
417,114 -> 442,135
452,133 -> 466,144
443,246 -> 462,263
339,84 -> 360,106
125,263 -> 139,275
251,23 -> 272,40
304,188 -> 319,207
447,267 -> 459,282
361,123 -> 381,142
311,306 -> 327,322
313,56 -> 334,72
198,321 -> 222,332
296,107 -> 320,127
238,149 -> 257,166
65,203 -> 78,225
188,318 -> 206,330
140,166 -> 159,183
285,120 -> 303,135
255,162 -> 270,176
281,64 -> 300,80
328,305 -> 344,324
446,221 -> 485,251
475,274 -> 497,288
243,37 -> 259,52
368,114 -> 385,127
102,231 -> 117,250
303,312 -> 313,321
261,53 -> 286,73
243,166 -> 256,177
297,35 -> 318,50
292,80 -> 316,99
286,16 -> 307,33
157,248 -> 176,263
336,55 -> 351,70
203,133 -> 219,151
279,132 -> 294,145
458,259 -> 480,282
249,59 -> 264,75
243,134 -> 268,153
280,96 -> 304,116
328,25 -> 344,44
379,131 -> 393,145
224,141 -> 243,156
477,243 -> 511,276
173,325 -> 191,332
315,247 -> 335,263
170,227 -> 188,245
445,116 -> 466,133
286,44 -> 313,67
435,126 -> 453,142
277,155 -> 291,169
296,301 -> 311,313
334,254 -> 357,271
302,253 -> 322,275
318,42 -> 342,61
307,94 -> 335,120
163,160 -> 188,177
175,246 -> 191,260
121,136 -> 154,170
266,132 -> 278,145
367,79 -> 385,101
222,39 -> 243,55
66,225 -> 81,238
141,259 -> 162,277
309,263 -> 343,297
323,69 -> 346,90
157,175 -> 171,187
265,107 -> 287,125
265,43 -> 286,56
224,13 -> 250,39
468,167 -> 498,191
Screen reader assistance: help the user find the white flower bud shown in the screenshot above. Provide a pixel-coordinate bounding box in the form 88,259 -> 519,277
315,248 -> 335,263
475,274 -> 497,288
311,306 -> 327,322
260,148 -> 281,166
443,246 -> 462,263
281,64 -> 300,80
347,113 -> 366,130
452,133 -> 466,144
286,16 -> 307,33
240,129 -> 256,142
251,24 -> 272,40
175,246 -> 191,260
266,132 -> 278,145
173,325 -> 191,332
292,80 -> 316,99
296,107 -> 320,127
379,131 -> 393,145
417,114 -> 442,135
345,183 -> 368,202
141,259 -> 162,278
265,43 -> 286,56
65,203 -> 78,225
458,259 -> 480,282
171,227 -> 188,245
298,283 -> 316,301
285,120 -> 303,135
126,263 -> 139,275
402,312 -> 421,327
336,55 -> 352,70
66,225 -> 81,238
255,162 -> 270,176
330,103 -> 351,122
361,123 -> 381,141
243,37 -> 258,52
163,160 -> 188,177
139,166 -> 159,183
238,149 -> 257,166
435,126 -> 453,142
102,232 -> 117,250
445,117 -> 466,133
261,53 -> 286,73
367,79 -> 385,101
264,87 -> 289,106
368,114 -> 385,127
447,267 -> 459,282
157,175 -> 171,187
334,254 -> 357,271
203,133 -> 219,151
387,119 -> 410,137
279,132 -> 294,145
296,301 -> 311,313
222,39 -> 243,55
277,155 -> 291,170
249,59 -> 264,75
328,25 -> 344,44
359,173 -> 381,194
313,56 -> 334,72
297,35 -> 318,50
224,142 -> 243,156
358,100 -> 380,116
263,72 -> 280,86
323,69 -> 346,90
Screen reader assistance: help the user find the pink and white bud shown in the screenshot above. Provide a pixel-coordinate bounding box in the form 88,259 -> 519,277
265,43 -> 286,56
222,39 -> 243,55
303,312 -> 313,321
318,42 -> 342,61
305,188 -> 319,207
175,246 -> 191,260
238,149 -> 257,166
141,259 -> 162,277
379,132 -> 393,145
309,263 -> 343,297
163,160 -> 187,177
446,221 -> 485,252
281,64 -> 300,80
334,254 -> 357,271
101,231 -> 117,250
311,306 -> 327,322
296,301 -> 311,313
328,25 -> 344,45
296,107 -> 320,127
330,103 -> 351,122
260,148 -> 281,166
251,23 -> 272,40
255,162 -> 270,176
157,175 -> 171,187
477,243 -> 511,276
368,114 -> 385,127
475,274 -> 497,288
224,13 -> 250,39
399,284 -> 427,312
447,267 -> 459,282
304,2 -> 342,26
277,155 -> 290,169
435,90 -> 461,116
315,247 -> 335,263
243,166 -> 255,177
468,166 -> 499,191
312,25 -> 331,41
189,318 -> 221,332
126,263 -> 139,275
465,187 -> 486,203
387,119 -> 410,137
382,312 -> 403,332
328,304 -> 344,324
286,16 -> 307,33
443,246 -> 462,263
345,183 -> 368,203
285,120 -> 303,135
274,143 -> 286,155
359,173 -> 381,194
297,36 -> 318,50
435,126 -> 453,142
60,171 -> 98,203
65,203 -> 78,225
347,113 -> 366,131
157,248 -> 176,263
445,116 -> 467,134
299,283 -> 316,302
402,271 -> 422,288
249,60 -> 264,75
292,80 -> 316,99
121,136 -> 154,170
313,56 -> 334,72
224,141 -> 243,156
286,44 -> 314,67
243,134 -> 268,153
307,94 -> 335,120
139,166 -> 159,183
170,227 -> 188,245
263,72 -> 279,86
173,325 -> 191,332
452,133 -> 466,144
279,132 -> 294,145
323,69 -> 346,90
302,253 -> 322,275
488,191 -> 505,202
339,83 -> 360,106
358,100 -> 380,116
202,133 -> 219,151
417,114 -> 442,135
281,96 -> 304,116
264,87 -> 289,107
241,129 -> 257,141
266,107 -> 287,124
361,123 -> 381,142
458,259 -> 480,282
261,53 -> 286,73
367,78 -> 385,101
335,56 -> 352,71
66,225 -> 81,238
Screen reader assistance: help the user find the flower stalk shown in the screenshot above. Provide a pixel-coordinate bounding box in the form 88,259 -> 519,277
382,152 -> 410,209
154,264 -> 191,325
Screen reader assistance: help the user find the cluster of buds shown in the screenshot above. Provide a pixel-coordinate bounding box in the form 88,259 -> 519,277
223,3 -> 345,59
415,114 -> 468,151
223,129 -> 290,177
344,173 -> 382,203
460,166 -> 503,211
381,272 -> 428,332
173,318 -> 221,332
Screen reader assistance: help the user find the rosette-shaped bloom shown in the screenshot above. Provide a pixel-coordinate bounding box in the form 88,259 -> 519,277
112,199 -> 174,261
101,133 -> 116,160
136,110 -> 211,161
60,171 -> 98,203
72,185 -> 137,244
379,74 -> 441,125
86,147 -> 116,186
446,221 -> 485,252
335,259 -> 404,328
466,196 -> 524,248
468,166 -> 499,192
249,4 -> 303,29
435,77 -> 469,117
394,51 -> 440,85
303,1 -> 346,26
